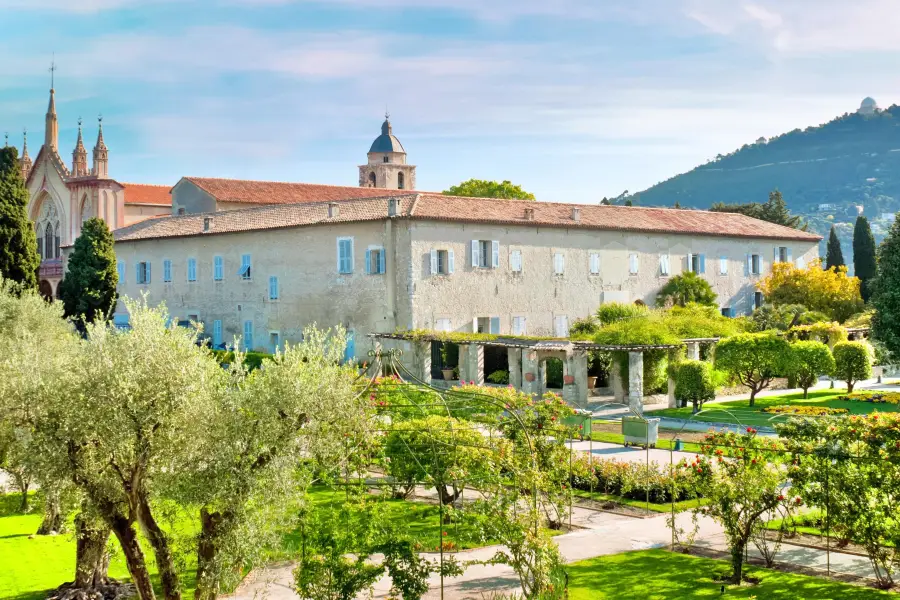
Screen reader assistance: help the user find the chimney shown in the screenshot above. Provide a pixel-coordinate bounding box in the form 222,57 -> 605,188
202,216 -> 212,232
571,207 -> 581,222
328,202 -> 340,218
388,197 -> 398,217
524,207 -> 535,221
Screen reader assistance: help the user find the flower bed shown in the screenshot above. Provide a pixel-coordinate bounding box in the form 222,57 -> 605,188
569,455 -> 700,504
837,391 -> 900,404
761,405 -> 849,416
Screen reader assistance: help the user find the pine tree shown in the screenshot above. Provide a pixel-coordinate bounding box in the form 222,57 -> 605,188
59,217 -> 118,324
872,218 -> 900,357
825,226 -> 845,270
853,215 -> 877,302
673,200 -> 681,209
624,198 -> 633,207
762,189 -> 806,230
0,147 -> 39,290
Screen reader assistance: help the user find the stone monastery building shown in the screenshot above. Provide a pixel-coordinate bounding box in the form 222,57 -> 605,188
16,86 -> 821,360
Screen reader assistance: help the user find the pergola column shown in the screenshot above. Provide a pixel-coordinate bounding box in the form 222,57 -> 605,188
686,341 -> 700,361
563,352 -> 589,405
627,351 -> 644,413
507,348 -> 523,389
411,341 -> 431,384
458,344 -> 484,385
521,349 -> 541,396
668,375 -> 677,408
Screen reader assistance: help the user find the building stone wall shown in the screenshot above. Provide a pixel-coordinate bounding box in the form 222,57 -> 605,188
170,180 -> 217,215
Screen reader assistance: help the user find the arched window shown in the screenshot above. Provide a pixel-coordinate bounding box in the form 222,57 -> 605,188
397,172 -> 405,190
383,156 -> 389,163
36,225 -> 43,259
368,171 -> 376,187
80,195 -> 92,227
54,222 -> 60,259
44,223 -> 53,260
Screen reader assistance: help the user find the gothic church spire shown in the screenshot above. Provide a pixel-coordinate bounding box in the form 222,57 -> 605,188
45,60 -> 58,151
92,115 -> 108,178
72,117 -> 88,176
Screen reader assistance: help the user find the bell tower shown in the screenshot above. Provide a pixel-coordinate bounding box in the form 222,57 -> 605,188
358,114 -> 416,191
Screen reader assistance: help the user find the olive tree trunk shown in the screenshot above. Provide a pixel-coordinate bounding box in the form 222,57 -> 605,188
74,512 -> 111,588
37,489 -> 63,534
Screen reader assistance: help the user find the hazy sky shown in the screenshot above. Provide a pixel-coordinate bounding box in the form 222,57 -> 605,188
1,0 -> 897,203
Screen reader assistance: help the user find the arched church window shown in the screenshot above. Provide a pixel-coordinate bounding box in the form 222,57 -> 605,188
398,172 -> 405,190
36,225 -> 43,259
80,196 -> 92,226
44,223 -> 53,260
54,222 -> 61,259
368,172 -> 376,187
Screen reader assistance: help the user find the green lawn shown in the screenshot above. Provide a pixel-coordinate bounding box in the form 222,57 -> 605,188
566,549 -> 894,599
588,430 -> 705,453
571,489 -> 703,513
646,390 -> 900,428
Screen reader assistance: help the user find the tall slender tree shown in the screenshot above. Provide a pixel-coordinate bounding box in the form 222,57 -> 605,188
871,218 -> 900,357
59,217 -> 118,324
825,226 -> 845,270
0,147 -> 39,290
853,215 -> 877,302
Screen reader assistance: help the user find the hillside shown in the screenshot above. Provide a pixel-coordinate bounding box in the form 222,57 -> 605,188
631,101 -> 900,262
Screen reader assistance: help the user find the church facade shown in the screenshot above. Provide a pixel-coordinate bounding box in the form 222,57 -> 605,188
17,86 -> 172,298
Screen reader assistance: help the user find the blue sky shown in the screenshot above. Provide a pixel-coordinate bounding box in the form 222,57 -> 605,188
2,0 -> 898,203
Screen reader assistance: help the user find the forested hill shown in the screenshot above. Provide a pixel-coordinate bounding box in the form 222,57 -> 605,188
632,105 -> 900,219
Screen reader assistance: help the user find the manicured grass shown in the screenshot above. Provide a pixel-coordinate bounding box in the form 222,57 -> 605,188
571,489 -> 703,513
647,390 -> 900,428
566,548 -> 894,599
588,430 -> 705,453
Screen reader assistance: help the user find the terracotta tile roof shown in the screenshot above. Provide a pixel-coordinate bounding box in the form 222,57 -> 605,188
121,183 -> 172,206
113,192 -> 821,244
409,194 -> 822,242
114,194 -> 413,243
181,177 -> 397,205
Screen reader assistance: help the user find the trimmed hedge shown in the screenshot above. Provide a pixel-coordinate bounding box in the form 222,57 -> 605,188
570,454 -> 700,504
761,405 -> 849,416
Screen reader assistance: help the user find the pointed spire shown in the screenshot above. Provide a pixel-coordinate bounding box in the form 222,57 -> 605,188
45,59 -> 59,151
92,114 -> 108,178
72,117 -> 88,176
20,129 -> 33,181
3,132 -> 7,147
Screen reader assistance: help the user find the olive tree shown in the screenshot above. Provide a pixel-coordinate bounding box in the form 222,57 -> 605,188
714,333 -> 791,406
785,341 -> 835,398
833,341 -> 873,393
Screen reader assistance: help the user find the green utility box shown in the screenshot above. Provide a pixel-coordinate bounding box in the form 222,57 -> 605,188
622,416 -> 660,448
562,409 -> 592,440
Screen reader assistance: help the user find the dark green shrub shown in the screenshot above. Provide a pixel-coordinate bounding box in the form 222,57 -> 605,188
210,349 -> 270,371
545,358 -> 564,388
486,370 -> 509,384
832,341 -> 873,393
673,360 -> 716,412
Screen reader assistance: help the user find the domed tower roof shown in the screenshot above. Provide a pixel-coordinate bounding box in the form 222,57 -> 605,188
368,115 -> 406,154
861,96 -> 877,108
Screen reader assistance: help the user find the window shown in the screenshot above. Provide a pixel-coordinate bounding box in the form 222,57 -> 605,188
44,223 -> 53,260
238,254 -> 252,280
136,261 -> 151,285
754,291 -> 763,309
435,318 -> 452,332
748,254 -> 762,275
383,156 -> 389,163
719,257 -> 728,275
337,237 -> 354,274
212,320 -> 222,348
214,256 -> 223,281
554,315 -> 569,338
366,248 -> 386,274
659,254 -> 670,276
54,223 -> 60,259
553,252 -> 565,275
775,246 -> 791,263
510,249 -> 523,273
628,253 -> 639,275
688,253 -> 706,274
721,307 -> 733,318
589,253 -> 601,275
430,249 -> 454,275
243,320 -> 254,351
512,316 -> 527,336
36,228 -> 43,260
163,259 -> 172,283
269,276 -> 279,300
270,331 -> 281,354
187,258 -> 197,282
368,172 -> 376,186
177,207 -> 185,216
117,260 -> 125,282
398,172 -> 405,190
471,240 -> 499,268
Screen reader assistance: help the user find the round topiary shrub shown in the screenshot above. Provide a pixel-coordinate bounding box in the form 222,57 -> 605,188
832,341 -> 873,393
673,359 -> 716,413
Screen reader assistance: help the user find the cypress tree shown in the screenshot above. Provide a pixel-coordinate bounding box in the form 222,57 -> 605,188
825,226 -> 845,270
0,147 -> 39,290
853,215 -> 877,302
59,217 -> 118,324
872,218 -> 900,357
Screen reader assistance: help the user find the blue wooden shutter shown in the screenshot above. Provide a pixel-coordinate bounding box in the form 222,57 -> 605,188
430,249 -> 438,274
448,250 -> 455,274
365,249 -> 372,274
699,254 -> 706,274
146,262 -> 151,283
471,240 -> 479,267
787,248 -> 793,264
490,317 -> 500,334
378,249 -> 385,274
344,330 -> 355,363
491,241 -> 500,268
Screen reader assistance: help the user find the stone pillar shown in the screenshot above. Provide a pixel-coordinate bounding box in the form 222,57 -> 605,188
687,342 -> 700,361
507,348 -> 523,390
667,376 -> 677,408
458,344 -> 484,385
610,360 -> 625,403
563,352 -> 589,405
521,349 -> 541,396
627,351 -> 644,413
412,341 -> 431,385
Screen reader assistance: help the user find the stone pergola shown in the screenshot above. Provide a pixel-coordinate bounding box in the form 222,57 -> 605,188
369,332 -> 689,413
